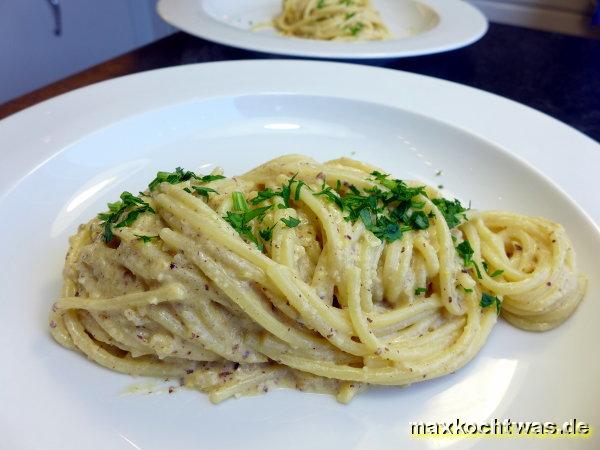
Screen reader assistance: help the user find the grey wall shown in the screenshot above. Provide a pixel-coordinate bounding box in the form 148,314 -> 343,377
0,0 -> 175,104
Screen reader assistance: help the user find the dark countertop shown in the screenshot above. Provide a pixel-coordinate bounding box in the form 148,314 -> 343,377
1,22 -> 599,142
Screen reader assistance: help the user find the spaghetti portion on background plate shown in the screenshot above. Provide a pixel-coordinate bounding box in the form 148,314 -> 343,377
49,155 -> 586,403
273,0 -> 391,41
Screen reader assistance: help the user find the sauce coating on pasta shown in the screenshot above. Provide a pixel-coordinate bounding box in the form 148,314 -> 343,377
50,155 -> 586,403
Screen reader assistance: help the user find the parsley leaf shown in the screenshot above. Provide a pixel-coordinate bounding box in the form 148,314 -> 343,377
281,217 -> 301,228
148,168 -> 225,191
259,224 -> 276,242
198,174 -> 225,183
280,174 -> 297,208
317,0 -> 326,7
456,240 -> 482,279
98,192 -> 155,243
359,209 -> 408,243
134,234 -> 159,244
148,167 -> 197,191
415,287 -> 427,296
314,182 -> 344,209
480,293 -> 502,314
294,180 -> 306,201
224,192 -> 272,251
250,175 -> 306,209
431,198 -> 468,228
409,210 -> 430,230
348,22 -> 364,36
490,269 -> 504,278
192,186 -> 218,198
251,188 -> 278,205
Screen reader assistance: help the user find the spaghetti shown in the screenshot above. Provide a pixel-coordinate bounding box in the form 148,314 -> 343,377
273,0 -> 391,41
50,155 -> 586,403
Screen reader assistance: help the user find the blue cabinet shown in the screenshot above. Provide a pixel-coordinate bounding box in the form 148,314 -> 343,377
0,0 -> 173,104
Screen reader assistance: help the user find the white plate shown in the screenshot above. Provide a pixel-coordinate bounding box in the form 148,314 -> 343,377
156,0 -> 488,59
1,61 -> 599,450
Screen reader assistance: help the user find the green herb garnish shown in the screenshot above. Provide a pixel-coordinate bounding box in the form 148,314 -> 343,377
409,210 -> 430,230
311,171 -> 429,243
415,287 -> 427,296
251,188 -> 278,205
431,198 -> 468,228
259,224 -> 277,242
250,174 -> 306,209
348,22 -> 364,36
490,269 -> 504,278
199,174 -> 226,183
148,167 -> 225,191
480,293 -> 502,314
314,182 -> 344,210
456,240 -> 482,279
148,167 -> 197,191
224,192 -> 272,250
134,234 -> 159,243
281,216 -> 301,228
98,192 -> 155,243
192,185 -> 218,198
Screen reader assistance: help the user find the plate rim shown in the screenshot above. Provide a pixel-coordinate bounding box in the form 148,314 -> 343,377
156,0 -> 489,59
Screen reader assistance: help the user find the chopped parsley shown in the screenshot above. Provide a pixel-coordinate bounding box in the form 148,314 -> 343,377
347,22 -> 364,36
345,12 -> 356,20
223,192 -> 271,250
480,293 -> 502,314
148,167 -> 225,191
259,224 -> 276,242
200,174 -> 226,183
490,269 -> 504,278
134,234 -> 159,243
314,182 -> 344,210
250,174 -> 306,209
294,180 -> 306,201
409,210 -> 429,230
281,216 -> 301,228
461,286 -> 474,293
192,185 -> 218,198
229,170 -> 468,249
339,0 -> 353,5
415,287 -> 427,296
456,240 -> 482,279
251,188 -> 278,205
98,192 -> 155,243
431,198 -> 468,228
310,171 -> 433,243
317,0 -> 326,7
359,209 -> 410,242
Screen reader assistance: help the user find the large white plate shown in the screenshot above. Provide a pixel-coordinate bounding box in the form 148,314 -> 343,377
1,61 -> 599,450
156,0 -> 488,58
